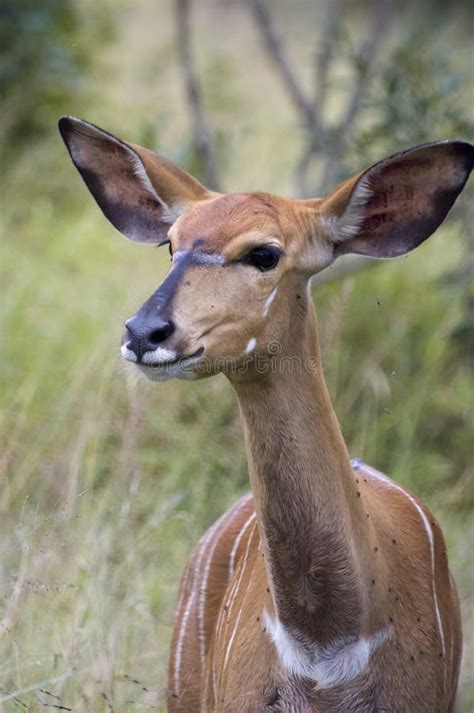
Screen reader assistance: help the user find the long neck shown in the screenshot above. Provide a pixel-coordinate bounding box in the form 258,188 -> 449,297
232,289 -> 374,645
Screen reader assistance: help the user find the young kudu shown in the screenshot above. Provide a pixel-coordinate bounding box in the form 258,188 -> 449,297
59,116 -> 472,712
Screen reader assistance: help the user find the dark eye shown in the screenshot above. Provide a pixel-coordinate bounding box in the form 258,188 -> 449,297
167,242 -> 173,259
245,246 -> 281,272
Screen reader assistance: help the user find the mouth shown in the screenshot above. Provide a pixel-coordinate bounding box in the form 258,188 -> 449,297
140,346 -> 204,368
134,347 -> 205,382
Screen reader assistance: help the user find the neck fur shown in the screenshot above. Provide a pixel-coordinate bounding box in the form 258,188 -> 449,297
231,286 -> 374,645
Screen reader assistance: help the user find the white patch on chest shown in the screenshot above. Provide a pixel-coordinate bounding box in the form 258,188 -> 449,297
263,611 -> 391,689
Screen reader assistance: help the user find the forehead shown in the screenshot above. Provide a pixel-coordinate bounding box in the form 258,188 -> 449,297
170,192 -> 282,251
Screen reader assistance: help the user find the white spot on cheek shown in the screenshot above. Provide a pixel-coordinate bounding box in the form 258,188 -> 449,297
121,343 -> 137,363
263,287 -> 278,318
246,338 -> 256,353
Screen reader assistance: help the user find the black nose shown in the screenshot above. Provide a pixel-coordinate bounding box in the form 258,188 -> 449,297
125,314 -> 175,360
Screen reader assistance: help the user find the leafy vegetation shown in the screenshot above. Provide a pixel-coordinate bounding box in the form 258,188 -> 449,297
0,0 -> 114,165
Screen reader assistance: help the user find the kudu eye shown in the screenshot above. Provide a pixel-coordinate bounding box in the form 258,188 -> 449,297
245,246 -> 281,272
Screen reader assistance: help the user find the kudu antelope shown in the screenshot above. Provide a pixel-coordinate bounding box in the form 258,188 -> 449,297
59,116 -> 472,712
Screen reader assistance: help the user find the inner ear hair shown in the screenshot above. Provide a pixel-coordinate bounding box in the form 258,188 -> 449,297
117,142 -> 186,229
321,140 -> 473,260
324,174 -> 374,245
129,152 -> 167,206
59,116 -> 214,244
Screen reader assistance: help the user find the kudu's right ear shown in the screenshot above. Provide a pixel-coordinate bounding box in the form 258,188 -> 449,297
318,140 -> 473,261
58,116 -> 217,244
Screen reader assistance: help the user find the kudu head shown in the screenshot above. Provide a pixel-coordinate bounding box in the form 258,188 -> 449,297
59,117 -> 472,383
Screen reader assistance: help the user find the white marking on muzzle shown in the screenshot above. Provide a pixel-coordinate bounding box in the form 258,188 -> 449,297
141,346 -> 177,364
121,343 -> 137,363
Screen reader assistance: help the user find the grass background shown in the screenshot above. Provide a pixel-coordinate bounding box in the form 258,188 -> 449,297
1,1 -> 473,710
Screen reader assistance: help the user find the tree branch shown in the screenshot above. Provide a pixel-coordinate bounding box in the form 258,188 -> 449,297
340,0 -> 392,145
175,0 -> 222,191
248,0 -> 323,136
294,137 -> 319,198
314,0 -> 342,114
320,0 -> 393,190
248,0 -> 333,197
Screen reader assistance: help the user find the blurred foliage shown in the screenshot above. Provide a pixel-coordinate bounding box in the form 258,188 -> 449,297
0,0 -> 114,165
355,31 -> 474,159
0,0 -> 472,710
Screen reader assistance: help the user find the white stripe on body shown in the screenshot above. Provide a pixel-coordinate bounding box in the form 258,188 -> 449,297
198,495 -> 253,671
174,521 -> 219,695
222,522 -> 257,673
214,511 -> 257,655
354,461 -> 446,681
174,495 -> 248,695
174,493 -> 252,698
211,517 -> 257,700
229,511 -> 258,579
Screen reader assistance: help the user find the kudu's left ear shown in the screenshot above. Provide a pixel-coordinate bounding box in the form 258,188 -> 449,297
58,116 -> 217,244
318,140 -> 473,261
